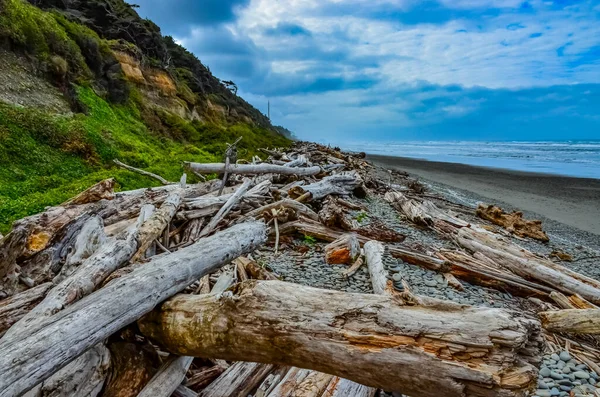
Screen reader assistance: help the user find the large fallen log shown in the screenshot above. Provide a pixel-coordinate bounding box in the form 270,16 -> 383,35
457,227 -> 600,304
139,280 -> 543,397
0,222 -> 267,397
185,162 -> 321,176
539,309 -> 600,334
476,204 -> 549,242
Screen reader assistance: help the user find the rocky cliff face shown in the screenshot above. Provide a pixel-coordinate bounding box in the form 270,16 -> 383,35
24,0 -> 273,129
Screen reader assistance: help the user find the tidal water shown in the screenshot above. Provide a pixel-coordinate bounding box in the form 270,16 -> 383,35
340,140 -> 600,179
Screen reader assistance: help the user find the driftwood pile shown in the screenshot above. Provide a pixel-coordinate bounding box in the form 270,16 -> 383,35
0,142 -> 598,397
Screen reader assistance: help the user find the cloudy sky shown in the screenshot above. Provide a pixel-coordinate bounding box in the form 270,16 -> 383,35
134,0 -> 600,143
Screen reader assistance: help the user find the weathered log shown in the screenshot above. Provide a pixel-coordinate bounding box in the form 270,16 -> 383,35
283,154 -> 309,168
0,282 -> 52,336
113,159 -> 172,185
139,280 -> 543,397
440,251 -> 551,299
289,172 -> 362,201
25,343 -> 111,397
364,240 -> 388,295
62,178 -> 116,205
267,369 -> 333,397
385,192 -> 469,228
457,227 -> 600,304
53,215 -> 107,283
237,257 -> 279,280
197,362 -> 275,397
318,197 -> 354,230
477,204 -> 549,242
354,220 -> 406,243
342,255 -> 364,279
132,189 -> 183,261
0,222 -> 267,397
185,162 -> 321,176
137,356 -> 194,397
2,213 -> 97,295
325,234 -> 360,265
102,340 -> 159,397
539,309 -> 600,334
323,378 -> 376,397
242,199 -> 318,222
185,365 -> 225,390
174,385 -> 198,397
199,179 -> 253,237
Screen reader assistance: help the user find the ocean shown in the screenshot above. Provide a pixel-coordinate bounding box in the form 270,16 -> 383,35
339,141 -> 600,179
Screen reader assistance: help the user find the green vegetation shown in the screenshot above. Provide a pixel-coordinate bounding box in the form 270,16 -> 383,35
355,211 -> 368,223
0,86 -> 289,234
302,235 -> 317,246
0,0 -> 291,234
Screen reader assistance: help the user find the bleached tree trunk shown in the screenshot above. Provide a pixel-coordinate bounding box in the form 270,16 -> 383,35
113,159 -> 172,185
0,282 -> 52,336
289,172 -> 362,201
0,222 -> 267,397
199,179 -> 253,238
139,280 -> 543,397
267,369 -> 333,397
136,356 -> 194,397
197,362 -> 275,397
364,241 -> 387,295
241,199 -> 319,222
185,162 -> 321,176
456,227 -> 600,304
132,190 -> 183,261
539,309 -> 600,334
24,344 -> 111,397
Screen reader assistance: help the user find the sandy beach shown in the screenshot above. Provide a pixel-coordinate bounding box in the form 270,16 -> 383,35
368,154 -> 600,237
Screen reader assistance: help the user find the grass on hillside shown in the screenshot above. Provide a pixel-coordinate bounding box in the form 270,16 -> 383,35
0,86 -> 290,234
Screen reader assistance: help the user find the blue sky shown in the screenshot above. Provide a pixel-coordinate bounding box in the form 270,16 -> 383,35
134,0 -> 600,142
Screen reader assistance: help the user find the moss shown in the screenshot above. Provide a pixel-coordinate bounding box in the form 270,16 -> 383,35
0,0 -> 91,81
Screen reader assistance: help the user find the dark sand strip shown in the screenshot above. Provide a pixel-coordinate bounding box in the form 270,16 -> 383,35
368,155 -> 600,236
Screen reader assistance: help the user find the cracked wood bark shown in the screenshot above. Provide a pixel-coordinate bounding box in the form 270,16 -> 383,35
476,204 -> 549,242
132,190 -> 183,262
539,309 -> 600,334
267,369 -> 333,397
0,222 -> 267,397
185,162 -> 321,176
1,213 -> 96,296
1,209 -> 151,342
62,178 -> 116,206
102,340 -> 159,397
139,280 -> 543,397
385,192 -> 470,228
318,197 -> 354,231
289,172 -> 362,201
323,377 -> 376,397
197,362 -> 275,397
456,227 -> 600,304
24,343 -> 111,397
0,282 -> 52,336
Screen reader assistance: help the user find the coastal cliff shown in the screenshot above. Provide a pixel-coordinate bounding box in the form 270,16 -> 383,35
0,0 -> 292,232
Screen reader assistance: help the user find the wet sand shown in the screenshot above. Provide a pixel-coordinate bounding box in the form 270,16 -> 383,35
368,155 -> 600,236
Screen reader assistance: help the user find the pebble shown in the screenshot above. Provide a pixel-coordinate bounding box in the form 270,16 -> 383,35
559,352 -> 572,361
550,371 -> 563,380
573,371 -> 590,380
392,273 -> 403,282
540,367 -> 551,377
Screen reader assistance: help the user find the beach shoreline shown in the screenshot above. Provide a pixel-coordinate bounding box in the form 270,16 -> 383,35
368,154 -> 600,237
